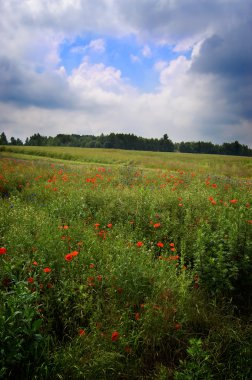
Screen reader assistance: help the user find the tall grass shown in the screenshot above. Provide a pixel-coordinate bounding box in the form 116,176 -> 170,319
0,154 -> 251,379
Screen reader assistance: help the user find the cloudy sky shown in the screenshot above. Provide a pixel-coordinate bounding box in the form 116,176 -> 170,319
1,0 -> 252,146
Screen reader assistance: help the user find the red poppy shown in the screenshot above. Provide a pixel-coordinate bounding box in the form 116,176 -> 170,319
136,241 -> 143,247
97,275 -> 102,282
168,255 -> 179,261
65,253 -> 73,261
94,223 -> 100,229
79,329 -> 86,336
107,223 -> 113,228
135,312 -> 140,321
230,199 -> 238,204
71,251 -> 79,257
89,263 -> 95,269
153,223 -> 161,228
157,242 -> 164,248
175,322 -> 181,330
43,267 -> 51,273
0,247 -> 7,255
33,261 -> 38,266
27,277 -> 34,284
111,331 -> 120,341
169,243 -> 175,247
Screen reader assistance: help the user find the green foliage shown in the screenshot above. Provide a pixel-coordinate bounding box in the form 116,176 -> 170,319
0,155 -> 251,379
174,338 -> 214,380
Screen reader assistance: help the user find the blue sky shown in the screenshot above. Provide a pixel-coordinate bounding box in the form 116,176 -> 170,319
0,0 -> 251,146
59,35 -> 183,91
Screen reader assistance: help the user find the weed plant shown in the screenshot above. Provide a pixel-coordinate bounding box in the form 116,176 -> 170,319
0,155 -> 251,379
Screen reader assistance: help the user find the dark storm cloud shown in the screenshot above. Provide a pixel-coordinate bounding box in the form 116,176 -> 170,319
115,0 -> 250,40
191,21 -> 252,121
0,56 -> 76,109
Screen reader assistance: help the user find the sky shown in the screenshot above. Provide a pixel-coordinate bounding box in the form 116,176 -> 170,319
0,0 -> 252,146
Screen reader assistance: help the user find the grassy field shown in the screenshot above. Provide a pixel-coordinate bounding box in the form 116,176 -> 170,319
0,147 -> 251,379
1,145 -> 252,177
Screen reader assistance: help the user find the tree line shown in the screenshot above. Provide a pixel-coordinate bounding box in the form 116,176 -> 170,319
1,131 -> 251,156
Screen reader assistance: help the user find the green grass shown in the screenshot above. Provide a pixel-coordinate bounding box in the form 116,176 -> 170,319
0,150 -> 251,379
1,145 -> 252,177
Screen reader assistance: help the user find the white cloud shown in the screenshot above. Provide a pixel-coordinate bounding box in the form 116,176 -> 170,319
141,45 -> 152,58
130,54 -> 141,63
88,39 -> 106,53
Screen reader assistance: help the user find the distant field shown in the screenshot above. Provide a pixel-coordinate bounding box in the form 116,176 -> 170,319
1,145 -> 251,178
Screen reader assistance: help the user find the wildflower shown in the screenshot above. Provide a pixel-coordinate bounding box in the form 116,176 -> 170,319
136,241 -> 143,247
94,223 -> 100,229
71,251 -> 79,257
168,255 -> 179,261
65,253 -> 73,262
98,230 -> 106,239
157,242 -> 164,248
170,247 -> 176,252
33,261 -> 38,266
43,267 -> 51,273
135,312 -> 140,321
111,331 -> 120,341
79,329 -> 86,336
0,247 -> 7,255
107,223 -> 113,228
175,322 -> 181,330
230,199 -> 238,204
169,243 -> 175,247
212,183 -> 217,188
97,275 -> 102,282
87,276 -> 95,286
178,203 -> 183,206
153,223 -> 161,228
27,277 -> 34,284
89,263 -> 95,269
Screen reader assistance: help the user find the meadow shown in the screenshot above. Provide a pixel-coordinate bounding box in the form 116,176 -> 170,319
0,147 -> 251,379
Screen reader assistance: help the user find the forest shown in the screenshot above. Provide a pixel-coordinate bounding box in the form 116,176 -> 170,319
1,131 -> 251,156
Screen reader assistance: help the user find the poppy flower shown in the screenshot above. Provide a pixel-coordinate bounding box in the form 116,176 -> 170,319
97,275 -> 102,282
89,263 -> 95,269
175,322 -> 181,330
111,331 -> 120,341
136,241 -> 144,247
135,312 -> 140,321
153,223 -> 161,228
0,247 -> 7,255
107,223 -> 113,228
79,329 -> 86,336
157,242 -> 164,248
65,253 -> 73,262
230,199 -> 238,204
43,267 -> 51,273
71,251 -> 79,257
33,261 -> 38,266
27,277 -> 34,284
